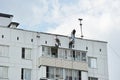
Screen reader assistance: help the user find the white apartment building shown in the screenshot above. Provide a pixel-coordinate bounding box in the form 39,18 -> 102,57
0,13 -> 109,80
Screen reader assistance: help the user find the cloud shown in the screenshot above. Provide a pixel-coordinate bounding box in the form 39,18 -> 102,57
46,0 -> 120,40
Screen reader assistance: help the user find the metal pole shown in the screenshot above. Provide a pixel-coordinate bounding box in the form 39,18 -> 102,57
78,18 -> 84,38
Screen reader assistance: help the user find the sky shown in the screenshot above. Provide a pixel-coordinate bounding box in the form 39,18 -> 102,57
0,0 -> 120,80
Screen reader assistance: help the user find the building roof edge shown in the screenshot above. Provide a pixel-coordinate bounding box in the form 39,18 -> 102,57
0,13 -> 13,18
0,26 -> 108,43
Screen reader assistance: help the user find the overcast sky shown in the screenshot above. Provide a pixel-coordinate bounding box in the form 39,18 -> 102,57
0,0 -> 120,80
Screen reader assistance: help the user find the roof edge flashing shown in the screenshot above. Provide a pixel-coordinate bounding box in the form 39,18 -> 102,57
0,13 -> 13,18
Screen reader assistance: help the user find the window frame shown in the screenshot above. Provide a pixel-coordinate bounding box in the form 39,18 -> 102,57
21,68 -> 31,80
51,47 -> 58,58
46,66 -> 63,79
81,52 -> 86,62
42,45 -> 87,62
0,66 -> 8,79
22,47 -> 32,60
0,45 -> 9,57
88,57 -> 97,69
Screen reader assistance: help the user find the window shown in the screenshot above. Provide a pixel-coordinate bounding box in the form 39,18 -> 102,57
51,47 -> 58,58
70,50 -> 85,61
58,49 -> 64,59
21,68 -> 31,80
0,66 -> 8,79
82,52 -> 86,61
46,66 -> 81,80
65,69 -> 68,80
22,48 -> 31,59
42,46 -> 87,62
46,66 -> 55,79
64,50 -> 68,59
46,66 -> 49,78
67,50 -> 71,60
78,71 -> 81,80
55,68 -> 63,79
42,46 -> 51,57
76,51 -> 81,61
73,70 -> 79,80
46,66 -> 63,79
88,57 -> 97,68
22,48 -> 25,58
69,69 -> 72,80
0,45 -> 9,57
65,69 -> 81,80
88,77 -> 98,80
72,50 -> 76,60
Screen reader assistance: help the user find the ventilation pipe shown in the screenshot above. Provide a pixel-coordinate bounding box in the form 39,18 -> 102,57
8,22 -> 19,28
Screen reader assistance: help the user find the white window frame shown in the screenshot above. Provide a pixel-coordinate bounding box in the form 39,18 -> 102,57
42,46 -> 87,63
88,57 -> 97,69
58,48 -> 63,59
21,68 -> 31,80
51,47 -> 58,58
22,47 -> 31,60
42,46 -> 51,57
25,48 -> 31,59
0,66 -> 8,79
81,52 -> 86,61
75,51 -> 81,61
0,45 -> 9,57
47,67 -> 63,79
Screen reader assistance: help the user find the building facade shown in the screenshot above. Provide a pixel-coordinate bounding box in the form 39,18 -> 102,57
0,13 -> 109,80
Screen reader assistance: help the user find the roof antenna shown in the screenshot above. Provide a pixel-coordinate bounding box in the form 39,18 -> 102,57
78,18 -> 84,38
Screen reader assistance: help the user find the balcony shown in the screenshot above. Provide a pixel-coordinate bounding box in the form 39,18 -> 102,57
39,56 -> 88,71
